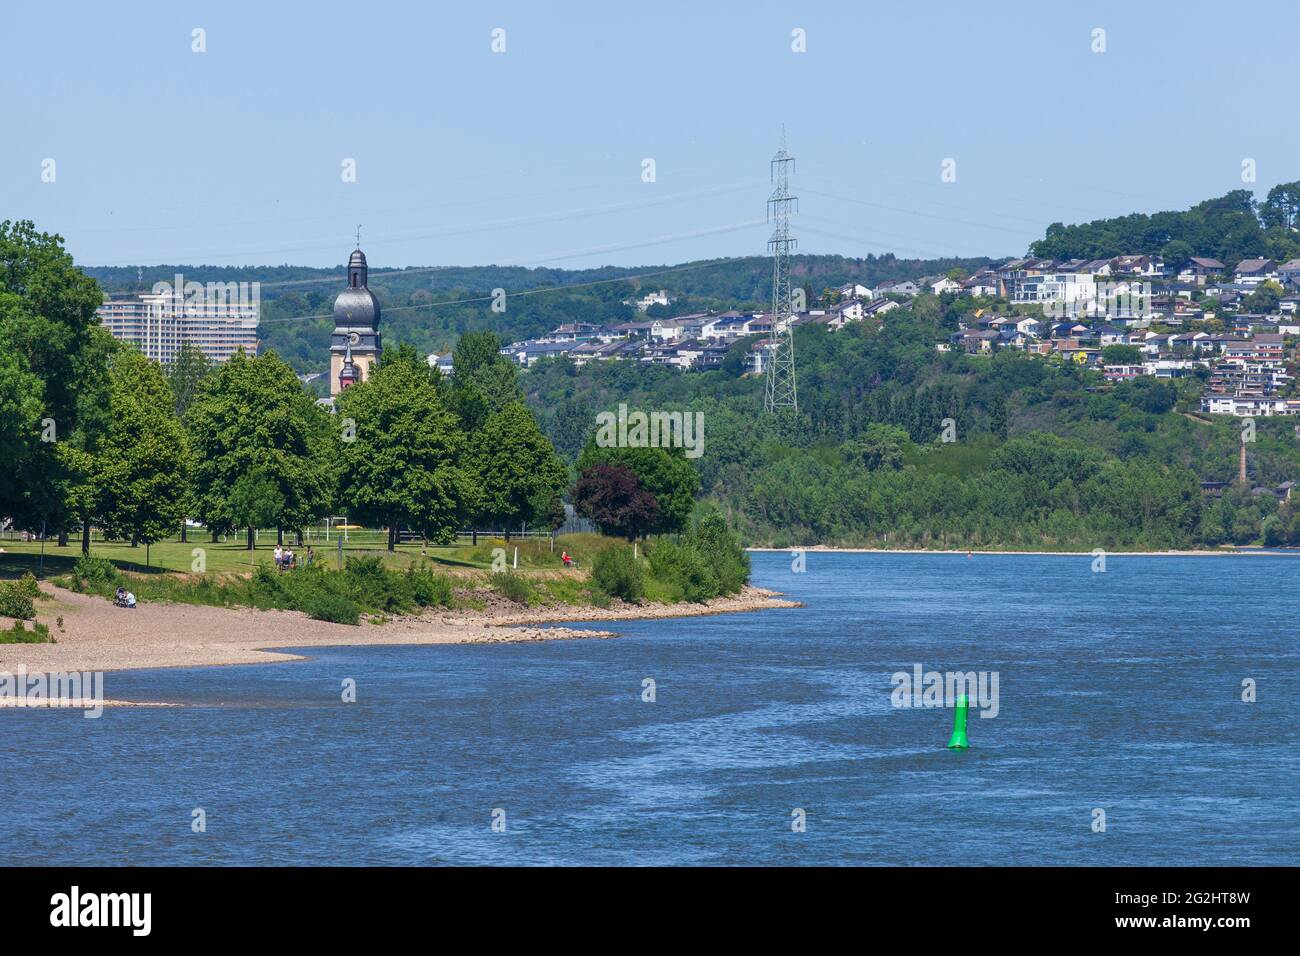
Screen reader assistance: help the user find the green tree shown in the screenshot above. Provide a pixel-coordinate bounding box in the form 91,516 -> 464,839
450,330 -> 523,431
93,351 -> 189,557
470,401 -> 569,536
845,423 -> 911,470
335,357 -> 476,549
228,468 -> 286,550
0,220 -> 105,538
1260,182 -> 1300,230
1101,344 -> 1144,366
185,349 -> 335,545
167,341 -> 213,418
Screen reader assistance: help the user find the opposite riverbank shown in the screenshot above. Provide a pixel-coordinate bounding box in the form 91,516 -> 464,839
0,583 -> 799,676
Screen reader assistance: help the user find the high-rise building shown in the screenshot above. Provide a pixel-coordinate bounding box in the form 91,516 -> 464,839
329,247 -> 382,396
97,279 -> 259,364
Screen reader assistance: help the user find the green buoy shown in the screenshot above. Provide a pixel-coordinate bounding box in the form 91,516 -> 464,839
947,694 -> 970,749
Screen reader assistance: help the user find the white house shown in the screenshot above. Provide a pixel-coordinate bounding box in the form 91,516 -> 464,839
426,351 -> 455,376
838,282 -> 874,300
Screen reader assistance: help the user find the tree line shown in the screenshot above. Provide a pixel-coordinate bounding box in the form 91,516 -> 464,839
1,222 -> 703,555
1029,184 -> 1300,268
522,291 -> 1300,550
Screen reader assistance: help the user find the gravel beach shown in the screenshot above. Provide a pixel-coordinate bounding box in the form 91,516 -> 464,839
0,583 -> 799,676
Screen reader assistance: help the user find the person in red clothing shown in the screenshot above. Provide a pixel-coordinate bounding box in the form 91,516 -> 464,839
561,550 -> 573,567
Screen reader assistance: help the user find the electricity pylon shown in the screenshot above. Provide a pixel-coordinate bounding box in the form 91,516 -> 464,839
765,130 -> 798,413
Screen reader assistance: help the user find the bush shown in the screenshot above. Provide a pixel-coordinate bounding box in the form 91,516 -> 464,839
489,571 -> 534,605
685,512 -> 749,595
405,566 -> 453,608
71,555 -> 119,591
0,582 -> 37,621
0,619 -> 52,643
590,545 -> 645,603
647,539 -> 718,603
343,555 -> 398,610
298,589 -> 361,625
15,571 -> 41,599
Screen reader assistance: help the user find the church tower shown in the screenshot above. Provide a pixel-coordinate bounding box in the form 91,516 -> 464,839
329,247 -> 382,396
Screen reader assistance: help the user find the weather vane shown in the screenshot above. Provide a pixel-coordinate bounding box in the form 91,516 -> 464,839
355,224 -> 362,247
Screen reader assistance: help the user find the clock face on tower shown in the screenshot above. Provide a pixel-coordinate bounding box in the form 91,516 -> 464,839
348,331 -> 360,345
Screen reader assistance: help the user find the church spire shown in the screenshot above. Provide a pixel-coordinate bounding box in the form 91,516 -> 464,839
348,247 -> 368,289
339,339 -> 359,390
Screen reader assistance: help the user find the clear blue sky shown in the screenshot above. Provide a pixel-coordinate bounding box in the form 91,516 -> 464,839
6,0 -> 1297,270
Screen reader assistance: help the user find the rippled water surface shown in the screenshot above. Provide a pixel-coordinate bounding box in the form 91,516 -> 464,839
4,552 -> 1295,865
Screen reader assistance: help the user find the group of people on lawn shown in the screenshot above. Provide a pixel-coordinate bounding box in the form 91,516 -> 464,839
274,545 -> 312,571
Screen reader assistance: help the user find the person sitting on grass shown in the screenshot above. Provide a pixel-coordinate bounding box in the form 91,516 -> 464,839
125,590 -> 137,609
561,550 -> 573,568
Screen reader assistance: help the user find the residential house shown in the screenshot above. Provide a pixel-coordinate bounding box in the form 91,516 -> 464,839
960,271 -> 999,297
1178,257 -> 1225,283
1278,259 -> 1300,289
1233,258 -> 1278,286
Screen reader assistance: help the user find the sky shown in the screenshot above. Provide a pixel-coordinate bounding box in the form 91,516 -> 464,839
5,0 -> 1298,272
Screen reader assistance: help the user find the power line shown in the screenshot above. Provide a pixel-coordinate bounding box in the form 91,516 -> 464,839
94,179 -> 764,269
799,185 -> 1036,238
254,220 -> 767,325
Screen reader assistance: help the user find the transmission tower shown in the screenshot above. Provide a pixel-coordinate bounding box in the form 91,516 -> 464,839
765,130 -> 798,413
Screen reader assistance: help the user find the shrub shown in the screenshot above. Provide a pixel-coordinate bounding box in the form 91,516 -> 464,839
0,583 -> 37,621
685,512 -> 749,595
647,539 -> 718,603
248,564 -> 289,607
298,589 -> 361,625
71,555 -> 119,591
344,555 -> 407,612
0,619 -> 52,643
590,544 -> 645,603
15,571 -> 41,599
489,571 -> 534,605
405,566 -> 453,608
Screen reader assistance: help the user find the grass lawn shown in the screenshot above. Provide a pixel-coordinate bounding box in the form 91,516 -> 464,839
0,531 -> 613,581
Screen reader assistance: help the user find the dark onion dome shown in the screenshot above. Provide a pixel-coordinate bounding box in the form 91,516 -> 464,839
333,248 -> 381,329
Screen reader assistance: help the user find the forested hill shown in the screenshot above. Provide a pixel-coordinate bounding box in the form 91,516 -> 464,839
521,295 -> 1300,551
1030,184 -> 1300,266
81,252 -> 992,374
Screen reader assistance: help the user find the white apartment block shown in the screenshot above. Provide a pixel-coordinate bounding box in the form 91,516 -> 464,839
1012,272 -> 1096,309
97,281 -> 259,364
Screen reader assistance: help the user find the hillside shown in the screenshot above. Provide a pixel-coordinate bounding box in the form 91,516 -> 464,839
521,296 -> 1300,550
1030,185 -> 1300,267
82,252 -> 992,375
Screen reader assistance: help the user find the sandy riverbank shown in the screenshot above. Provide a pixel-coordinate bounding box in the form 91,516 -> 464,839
0,584 -> 799,676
